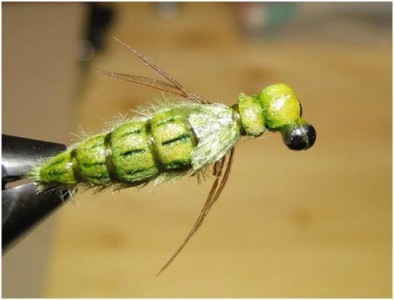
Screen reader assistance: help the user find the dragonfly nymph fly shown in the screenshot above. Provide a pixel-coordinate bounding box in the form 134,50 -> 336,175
30,38 -> 316,275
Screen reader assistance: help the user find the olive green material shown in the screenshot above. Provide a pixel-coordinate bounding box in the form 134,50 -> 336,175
110,121 -> 159,183
39,151 -> 77,184
258,83 -> 301,130
75,134 -> 110,185
36,107 -> 197,186
150,110 -> 194,171
237,92 -> 265,137
34,85 -> 315,188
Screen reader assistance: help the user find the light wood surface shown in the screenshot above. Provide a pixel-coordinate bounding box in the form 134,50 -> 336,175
43,3 -> 391,297
2,3 -> 85,297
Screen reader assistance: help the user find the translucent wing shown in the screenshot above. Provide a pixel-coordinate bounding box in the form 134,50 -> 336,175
157,148 -> 235,276
103,37 -> 210,105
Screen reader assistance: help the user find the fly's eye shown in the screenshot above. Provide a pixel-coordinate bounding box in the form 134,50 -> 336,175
281,122 -> 316,151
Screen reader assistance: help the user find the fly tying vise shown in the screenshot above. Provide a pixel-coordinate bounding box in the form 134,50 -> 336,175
30,38 -> 316,275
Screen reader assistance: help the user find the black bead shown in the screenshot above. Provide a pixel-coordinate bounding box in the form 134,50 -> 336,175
281,123 -> 316,151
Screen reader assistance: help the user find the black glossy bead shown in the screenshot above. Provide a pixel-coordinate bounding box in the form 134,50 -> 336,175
281,123 -> 316,151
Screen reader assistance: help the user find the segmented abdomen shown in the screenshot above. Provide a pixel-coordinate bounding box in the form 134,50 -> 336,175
37,109 -> 197,187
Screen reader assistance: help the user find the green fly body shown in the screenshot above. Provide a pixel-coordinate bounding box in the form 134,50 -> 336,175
31,38 -> 316,275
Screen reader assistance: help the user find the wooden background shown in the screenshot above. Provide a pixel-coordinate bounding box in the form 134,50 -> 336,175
3,3 -> 391,297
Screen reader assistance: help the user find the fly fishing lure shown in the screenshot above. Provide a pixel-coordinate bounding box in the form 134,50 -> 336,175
31,38 -> 316,275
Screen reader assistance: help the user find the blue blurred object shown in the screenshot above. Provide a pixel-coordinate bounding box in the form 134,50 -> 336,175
155,2 -> 180,19
235,3 -> 298,38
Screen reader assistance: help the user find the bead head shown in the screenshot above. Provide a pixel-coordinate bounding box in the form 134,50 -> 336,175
281,119 -> 316,151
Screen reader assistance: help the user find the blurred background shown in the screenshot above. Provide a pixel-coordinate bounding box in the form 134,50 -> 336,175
2,2 -> 391,297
